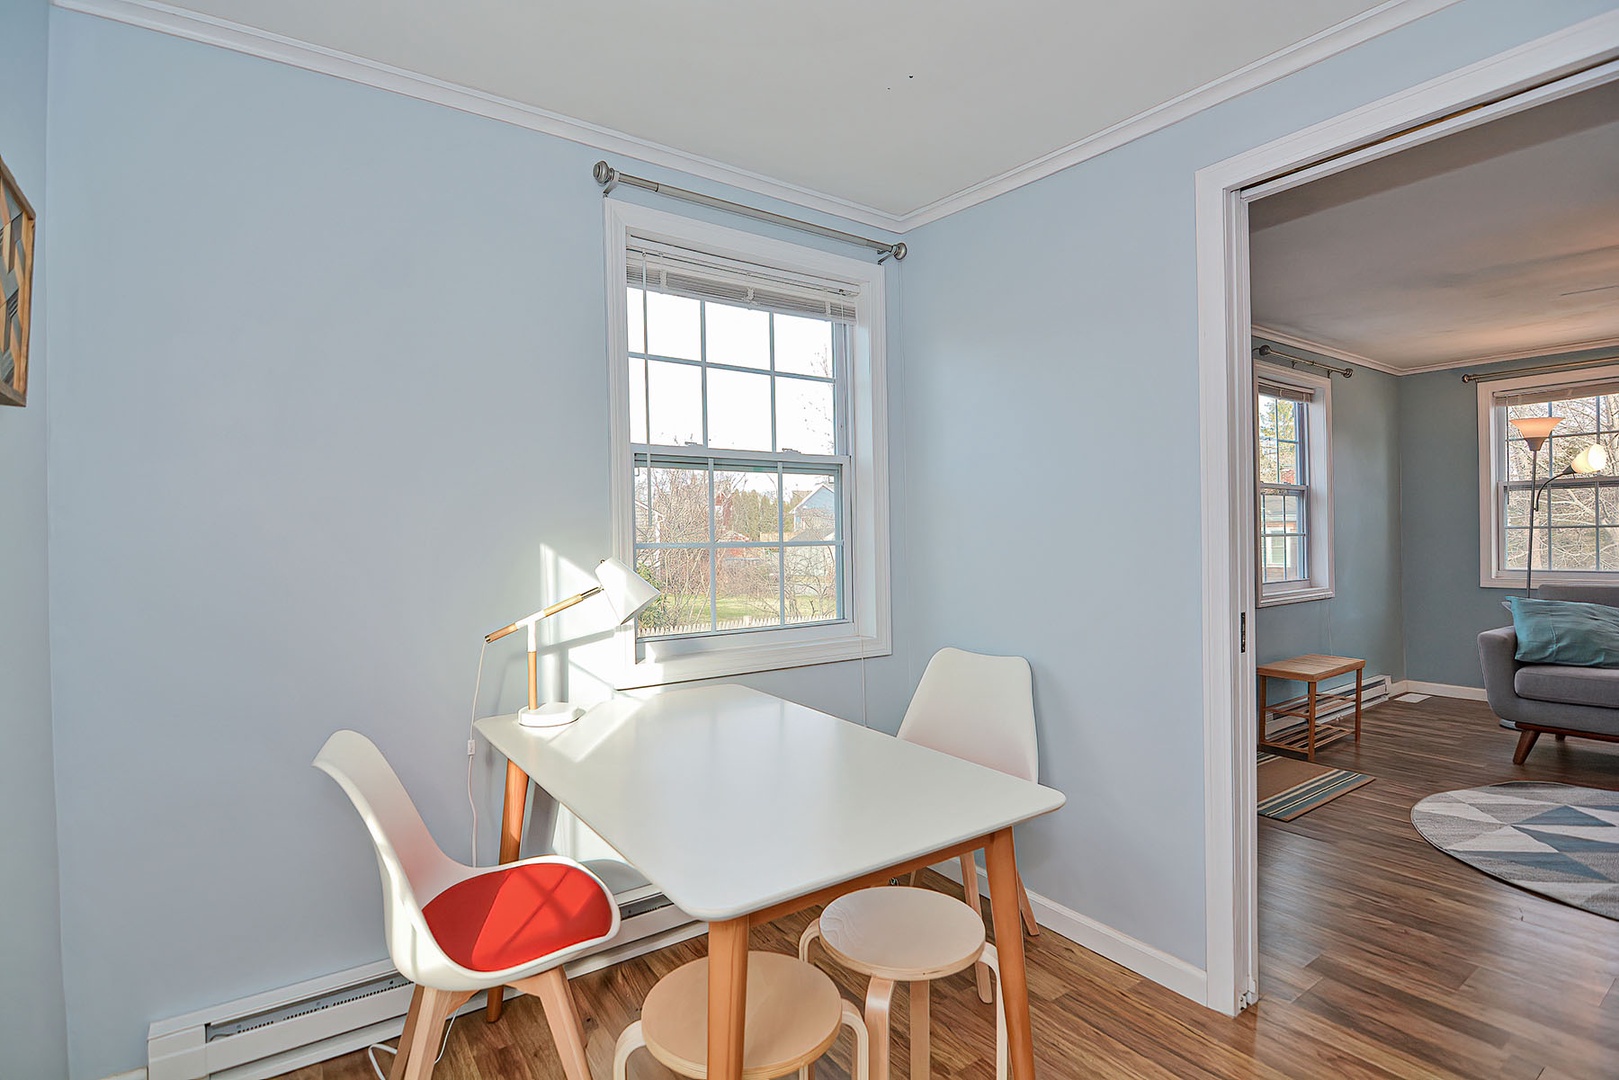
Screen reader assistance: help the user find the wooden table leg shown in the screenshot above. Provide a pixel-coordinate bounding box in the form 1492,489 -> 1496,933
1305,680 -> 1318,762
708,916 -> 750,1080
1353,667 -> 1363,742
485,759 -> 531,1022
985,829 -> 1034,1080
1257,674 -> 1267,751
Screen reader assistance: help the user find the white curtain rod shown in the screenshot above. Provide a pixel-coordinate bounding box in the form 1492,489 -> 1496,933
593,161 -> 907,263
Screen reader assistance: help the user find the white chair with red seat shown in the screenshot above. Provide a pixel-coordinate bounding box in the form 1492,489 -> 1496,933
314,730 -> 620,1080
899,647 -> 1041,1001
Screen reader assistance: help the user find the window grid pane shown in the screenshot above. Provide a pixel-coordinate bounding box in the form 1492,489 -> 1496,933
632,279 -> 851,640
1500,392 -> 1619,574
1257,389 -> 1311,586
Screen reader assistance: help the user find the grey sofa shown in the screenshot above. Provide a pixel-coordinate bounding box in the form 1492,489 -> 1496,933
1478,584 -> 1619,763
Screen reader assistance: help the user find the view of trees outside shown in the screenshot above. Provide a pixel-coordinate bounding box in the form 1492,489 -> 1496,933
1504,395 -> 1619,572
1257,391 -> 1307,583
627,285 -> 846,637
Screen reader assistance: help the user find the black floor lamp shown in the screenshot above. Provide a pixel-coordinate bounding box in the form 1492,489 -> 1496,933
1509,415 -> 1608,597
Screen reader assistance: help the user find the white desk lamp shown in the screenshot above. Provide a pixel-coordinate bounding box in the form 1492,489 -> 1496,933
485,556 -> 659,727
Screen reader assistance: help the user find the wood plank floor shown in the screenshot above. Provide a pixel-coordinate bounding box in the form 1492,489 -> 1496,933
283,697 -> 1619,1080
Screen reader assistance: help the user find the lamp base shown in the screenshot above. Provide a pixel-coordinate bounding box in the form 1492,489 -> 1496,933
519,702 -> 584,728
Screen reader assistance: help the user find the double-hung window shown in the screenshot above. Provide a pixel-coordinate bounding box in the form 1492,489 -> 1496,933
605,202 -> 890,686
1478,364 -> 1619,587
1256,363 -> 1333,605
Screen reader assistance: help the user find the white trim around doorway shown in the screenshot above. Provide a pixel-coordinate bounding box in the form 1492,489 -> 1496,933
1195,8 -> 1619,1017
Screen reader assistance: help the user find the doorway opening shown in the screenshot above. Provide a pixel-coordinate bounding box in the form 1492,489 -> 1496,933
1196,12 -> 1619,1014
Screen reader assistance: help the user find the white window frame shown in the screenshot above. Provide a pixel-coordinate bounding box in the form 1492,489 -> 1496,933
1477,361 -> 1619,589
1255,362 -> 1334,607
603,200 -> 891,688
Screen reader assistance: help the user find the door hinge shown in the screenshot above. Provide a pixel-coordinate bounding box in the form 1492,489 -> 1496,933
1240,612 -> 1247,653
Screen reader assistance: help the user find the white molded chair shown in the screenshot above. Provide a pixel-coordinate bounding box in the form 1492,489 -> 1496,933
613,951 -> 869,1080
799,887 -> 1005,1080
898,647 -> 1040,1001
314,730 -> 620,1080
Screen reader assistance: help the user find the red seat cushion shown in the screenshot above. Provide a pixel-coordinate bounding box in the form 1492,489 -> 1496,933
422,861 -> 614,973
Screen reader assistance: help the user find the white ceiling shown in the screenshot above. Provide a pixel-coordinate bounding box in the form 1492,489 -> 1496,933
149,0 -> 1391,219
1250,78 -> 1619,373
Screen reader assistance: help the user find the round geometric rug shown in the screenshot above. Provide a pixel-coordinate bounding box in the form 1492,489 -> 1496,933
1410,781 -> 1619,920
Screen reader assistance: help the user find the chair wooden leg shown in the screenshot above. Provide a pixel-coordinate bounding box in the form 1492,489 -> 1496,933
980,943 -> 1008,1080
909,980 -> 930,1080
798,921 -> 823,1080
612,1019 -> 644,1080
1015,873 -> 1039,937
958,854 -> 993,1004
389,985 -> 426,1080
799,919 -> 822,962
513,967 -> 592,1080
865,977 -> 896,1080
841,1000 -> 870,1080
401,988 -> 473,1080
1514,729 -> 1541,764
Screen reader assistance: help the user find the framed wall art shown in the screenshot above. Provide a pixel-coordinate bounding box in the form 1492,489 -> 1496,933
1,152 -> 36,408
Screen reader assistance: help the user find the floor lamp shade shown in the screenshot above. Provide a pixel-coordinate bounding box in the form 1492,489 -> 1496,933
1509,414 -> 1563,451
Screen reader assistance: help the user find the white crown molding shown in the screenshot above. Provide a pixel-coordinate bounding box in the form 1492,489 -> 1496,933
1399,334 -> 1619,376
899,0 -> 1465,230
1252,328 -> 1619,378
51,0 -> 910,233
55,0 -> 1463,235
1250,325 -> 1403,376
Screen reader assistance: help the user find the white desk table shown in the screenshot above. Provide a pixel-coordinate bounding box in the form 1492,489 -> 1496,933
476,684 -> 1065,1080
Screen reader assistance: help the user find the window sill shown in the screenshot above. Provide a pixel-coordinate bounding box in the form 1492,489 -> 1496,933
1481,571 -> 1619,590
614,627 -> 892,689
1258,585 -> 1334,608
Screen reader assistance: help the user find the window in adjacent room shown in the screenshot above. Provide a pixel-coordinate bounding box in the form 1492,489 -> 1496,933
1256,363 -> 1333,605
1478,363 -> 1619,588
605,201 -> 891,685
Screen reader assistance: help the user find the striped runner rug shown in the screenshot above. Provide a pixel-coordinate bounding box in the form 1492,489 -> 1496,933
1258,751 -> 1374,821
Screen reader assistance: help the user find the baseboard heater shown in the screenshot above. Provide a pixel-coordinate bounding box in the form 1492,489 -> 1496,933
1263,671 -> 1393,728
148,887 -> 698,1080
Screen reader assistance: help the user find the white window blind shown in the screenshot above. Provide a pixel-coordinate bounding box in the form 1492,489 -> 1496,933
1258,379 -> 1315,403
1496,377 -> 1619,408
627,241 -> 859,324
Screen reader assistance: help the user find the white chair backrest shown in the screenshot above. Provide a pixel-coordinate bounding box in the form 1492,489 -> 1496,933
313,730 -> 463,982
897,648 -> 1038,782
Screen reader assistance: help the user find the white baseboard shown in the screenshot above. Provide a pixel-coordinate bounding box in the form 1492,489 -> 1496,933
1394,680 -> 1488,702
100,1071 -> 147,1080
933,860 -> 1209,1006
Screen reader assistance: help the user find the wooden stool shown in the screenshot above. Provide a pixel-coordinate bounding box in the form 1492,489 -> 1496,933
613,952 -> 868,1080
800,887 -> 1006,1080
1256,653 -> 1366,761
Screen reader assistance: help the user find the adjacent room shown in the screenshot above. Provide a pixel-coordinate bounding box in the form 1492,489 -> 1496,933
4,3 -> 1619,1080
1244,69 -> 1619,1071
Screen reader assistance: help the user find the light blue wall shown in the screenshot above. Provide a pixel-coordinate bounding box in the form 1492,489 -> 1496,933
0,0 -> 68,1076
44,12 -> 917,1077
1401,345 -> 1619,687
897,0 -> 1614,971
1254,339 -> 1405,699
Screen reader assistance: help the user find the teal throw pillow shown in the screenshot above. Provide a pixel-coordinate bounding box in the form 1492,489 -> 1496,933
1509,596 -> 1619,667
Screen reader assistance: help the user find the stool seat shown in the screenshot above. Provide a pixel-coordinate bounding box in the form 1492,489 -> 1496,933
820,886 -> 987,981
636,953 -> 850,1080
